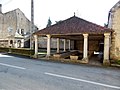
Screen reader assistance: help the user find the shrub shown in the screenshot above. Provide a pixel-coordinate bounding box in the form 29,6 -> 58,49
11,48 -> 34,56
0,47 -> 9,52
111,60 -> 120,65
116,60 -> 120,65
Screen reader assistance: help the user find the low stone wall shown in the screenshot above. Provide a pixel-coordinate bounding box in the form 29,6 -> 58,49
0,40 -> 8,47
41,56 -> 88,64
70,55 -> 79,60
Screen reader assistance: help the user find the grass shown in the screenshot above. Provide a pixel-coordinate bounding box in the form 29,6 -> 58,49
111,60 -> 120,65
116,60 -> 120,65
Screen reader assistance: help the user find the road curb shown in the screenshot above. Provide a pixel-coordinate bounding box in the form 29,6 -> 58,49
111,64 -> 120,68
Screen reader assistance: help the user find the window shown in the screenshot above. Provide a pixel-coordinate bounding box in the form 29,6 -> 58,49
17,29 -> 19,34
10,40 -> 13,44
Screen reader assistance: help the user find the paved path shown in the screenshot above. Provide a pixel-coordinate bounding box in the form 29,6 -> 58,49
0,53 -> 120,90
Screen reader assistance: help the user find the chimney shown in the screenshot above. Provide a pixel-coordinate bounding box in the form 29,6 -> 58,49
0,4 -> 2,13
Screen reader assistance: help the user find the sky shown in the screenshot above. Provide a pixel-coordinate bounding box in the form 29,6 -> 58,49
0,0 -> 119,29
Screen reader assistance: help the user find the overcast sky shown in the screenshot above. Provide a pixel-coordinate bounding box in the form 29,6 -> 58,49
0,0 -> 119,29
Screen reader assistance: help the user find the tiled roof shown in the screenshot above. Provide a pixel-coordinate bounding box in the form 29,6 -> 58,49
35,16 -> 112,35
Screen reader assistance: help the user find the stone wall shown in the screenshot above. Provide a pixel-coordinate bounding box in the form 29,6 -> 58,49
0,40 -> 8,47
38,37 -> 74,50
89,40 -> 100,56
110,8 -> 120,60
2,9 -> 31,39
3,10 -> 17,39
0,8 -> 34,48
16,9 -> 31,35
75,40 -> 99,55
0,14 -> 3,39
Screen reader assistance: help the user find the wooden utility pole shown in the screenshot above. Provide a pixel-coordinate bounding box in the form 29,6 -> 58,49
30,0 -> 34,49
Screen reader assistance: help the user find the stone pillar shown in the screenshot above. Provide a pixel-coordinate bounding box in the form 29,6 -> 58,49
8,39 -> 10,47
82,34 -> 88,62
57,38 -> 60,53
64,39 -> 66,52
12,39 -> 15,48
69,40 -> 71,50
21,39 -> 24,48
103,33 -> 110,65
14,40 -> 18,48
34,34 -> 38,58
8,39 -> 11,53
46,35 -> 51,57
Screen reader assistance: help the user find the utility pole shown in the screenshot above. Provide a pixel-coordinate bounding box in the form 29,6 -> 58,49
30,0 -> 34,49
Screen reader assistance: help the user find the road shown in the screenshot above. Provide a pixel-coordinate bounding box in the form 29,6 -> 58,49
0,53 -> 120,90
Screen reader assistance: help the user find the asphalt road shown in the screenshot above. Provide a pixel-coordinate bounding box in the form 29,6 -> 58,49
0,53 -> 120,90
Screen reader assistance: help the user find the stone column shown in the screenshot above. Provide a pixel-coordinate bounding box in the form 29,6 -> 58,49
103,33 -> 110,65
21,39 -> 24,48
57,38 -> 60,53
69,40 -> 71,50
34,34 -> 38,58
46,35 -> 51,57
8,39 -> 11,53
14,40 -> 18,48
64,39 -> 66,52
8,39 -> 10,47
82,34 -> 88,62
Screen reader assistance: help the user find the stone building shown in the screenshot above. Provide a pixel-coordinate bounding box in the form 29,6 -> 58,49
0,4 -> 38,48
108,1 -> 120,60
35,0 -> 120,64
34,15 -> 112,65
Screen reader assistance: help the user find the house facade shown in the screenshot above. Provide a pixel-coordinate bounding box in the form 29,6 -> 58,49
0,4 -> 38,48
108,1 -> 120,60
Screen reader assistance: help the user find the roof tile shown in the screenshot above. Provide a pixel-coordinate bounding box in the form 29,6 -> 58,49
35,16 -> 113,35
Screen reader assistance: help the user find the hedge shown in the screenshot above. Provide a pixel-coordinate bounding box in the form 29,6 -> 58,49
0,47 -> 34,56
0,47 -> 9,52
